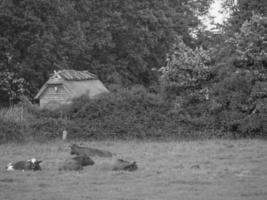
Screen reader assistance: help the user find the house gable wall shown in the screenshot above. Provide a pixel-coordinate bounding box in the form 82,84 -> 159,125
36,70 -> 110,109
39,84 -> 71,109
65,80 -> 109,98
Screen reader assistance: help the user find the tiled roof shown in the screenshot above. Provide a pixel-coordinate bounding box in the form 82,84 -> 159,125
47,78 -> 63,84
34,70 -> 108,99
58,70 -> 97,81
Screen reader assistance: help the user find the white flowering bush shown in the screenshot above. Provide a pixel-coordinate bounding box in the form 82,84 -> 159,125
212,13 -> 267,136
0,71 -> 29,106
159,36 -> 212,92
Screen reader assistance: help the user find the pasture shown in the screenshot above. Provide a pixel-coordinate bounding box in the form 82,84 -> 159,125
0,140 -> 267,200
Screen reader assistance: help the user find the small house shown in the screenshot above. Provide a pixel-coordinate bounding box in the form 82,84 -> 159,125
35,70 -> 109,109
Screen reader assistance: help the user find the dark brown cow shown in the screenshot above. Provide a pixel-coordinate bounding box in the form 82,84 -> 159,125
59,155 -> 94,171
72,155 -> 94,166
59,158 -> 83,171
70,144 -> 113,158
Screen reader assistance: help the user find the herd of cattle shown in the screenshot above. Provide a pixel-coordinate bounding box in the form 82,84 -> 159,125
6,144 -> 138,172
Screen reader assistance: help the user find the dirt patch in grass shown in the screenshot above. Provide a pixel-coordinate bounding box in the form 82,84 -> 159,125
0,140 -> 267,200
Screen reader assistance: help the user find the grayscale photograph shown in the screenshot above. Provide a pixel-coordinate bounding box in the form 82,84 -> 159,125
0,0 -> 266,199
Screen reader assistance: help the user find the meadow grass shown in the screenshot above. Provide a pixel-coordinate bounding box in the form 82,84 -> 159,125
0,139 -> 267,200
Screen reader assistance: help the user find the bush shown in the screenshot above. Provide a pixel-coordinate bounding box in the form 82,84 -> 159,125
60,86 -> 178,139
0,120 -> 25,143
28,118 -> 67,140
1,82 -> 265,142
157,15 -> 267,138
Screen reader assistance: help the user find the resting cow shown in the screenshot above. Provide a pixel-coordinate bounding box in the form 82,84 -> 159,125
112,159 -> 138,172
70,144 -> 113,158
72,155 -> 94,167
59,155 -> 94,171
6,158 -> 42,171
59,158 -> 83,171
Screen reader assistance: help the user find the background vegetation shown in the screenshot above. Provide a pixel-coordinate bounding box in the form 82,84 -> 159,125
0,0 -> 266,142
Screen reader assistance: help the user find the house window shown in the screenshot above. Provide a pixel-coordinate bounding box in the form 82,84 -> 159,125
54,86 -> 58,92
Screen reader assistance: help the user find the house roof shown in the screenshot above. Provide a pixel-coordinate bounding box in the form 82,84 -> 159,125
34,70 -> 108,99
57,70 -> 97,81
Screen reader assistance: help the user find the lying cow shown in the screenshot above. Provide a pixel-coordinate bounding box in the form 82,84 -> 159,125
59,155 -> 94,171
6,158 -> 42,171
112,159 -> 138,172
70,144 -> 113,158
59,158 -> 83,171
72,155 -> 94,167
99,158 -> 138,172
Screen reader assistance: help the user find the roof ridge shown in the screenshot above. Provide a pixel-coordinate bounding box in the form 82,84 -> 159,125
56,69 -> 97,81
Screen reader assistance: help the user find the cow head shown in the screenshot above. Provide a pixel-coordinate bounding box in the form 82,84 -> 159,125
69,144 -> 80,155
28,158 -> 42,171
124,161 -> 138,171
113,159 -> 138,171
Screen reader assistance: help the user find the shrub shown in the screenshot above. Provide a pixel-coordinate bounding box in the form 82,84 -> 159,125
0,119 -> 25,143
209,14 -> 267,137
60,86 -> 177,139
158,15 -> 267,138
28,118 -> 67,140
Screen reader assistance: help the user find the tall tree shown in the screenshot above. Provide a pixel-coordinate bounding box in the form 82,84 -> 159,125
0,0 -> 77,99
222,0 -> 267,32
159,35 -> 213,127
0,0 -> 212,104
211,13 -> 267,135
68,0 -> 212,85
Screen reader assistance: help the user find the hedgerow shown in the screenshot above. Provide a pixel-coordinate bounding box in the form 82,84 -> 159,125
0,80 -> 265,143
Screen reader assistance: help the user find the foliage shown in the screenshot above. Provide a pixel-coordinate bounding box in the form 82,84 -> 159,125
61,86 -> 176,139
0,81 -> 265,143
64,0 -> 212,85
222,0 -> 267,33
0,0 -> 76,98
28,118 -> 67,140
0,86 -> 197,141
0,0 -> 212,103
159,36 -> 212,92
0,71 -> 30,106
211,13 -> 267,136
158,36 -> 214,128
159,13 -> 266,137
1,0 -> 266,140
0,119 -> 25,143
0,104 -> 25,122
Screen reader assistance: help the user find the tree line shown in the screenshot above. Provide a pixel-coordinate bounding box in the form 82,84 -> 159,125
0,0 -> 266,136
0,0 -> 211,103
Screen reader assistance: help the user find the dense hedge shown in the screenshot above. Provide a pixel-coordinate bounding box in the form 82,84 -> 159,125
0,120 -> 25,143
0,85 -> 265,143
28,86 -> 189,140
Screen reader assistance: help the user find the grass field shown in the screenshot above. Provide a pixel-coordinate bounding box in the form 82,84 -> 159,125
0,139 -> 267,200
